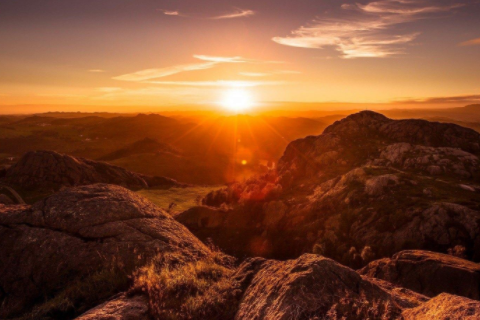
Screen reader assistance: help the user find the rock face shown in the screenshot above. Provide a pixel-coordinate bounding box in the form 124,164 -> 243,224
234,253 -> 480,320
2,150 -> 181,191
234,253 -> 428,320
360,250 -> 480,300
200,111 -> 480,263
0,184 -> 209,318
402,293 -> 480,320
75,294 -> 151,320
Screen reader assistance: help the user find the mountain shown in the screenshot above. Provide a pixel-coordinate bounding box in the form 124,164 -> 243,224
194,111 -> 480,263
1,150 -> 182,196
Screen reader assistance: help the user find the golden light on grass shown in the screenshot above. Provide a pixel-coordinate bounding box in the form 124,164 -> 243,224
220,88 -> 253,113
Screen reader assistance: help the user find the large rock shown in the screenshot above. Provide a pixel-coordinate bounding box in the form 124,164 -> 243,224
402,293 -> 480,320
359,250 -> 480,300
0,184 -> 209,318
75,294 -> 150,320
2,150 -> 181,191
234,254 -> 427,320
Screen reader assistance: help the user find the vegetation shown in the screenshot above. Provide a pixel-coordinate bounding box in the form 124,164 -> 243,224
131,251 -> 240,320
137,186 -> 221,215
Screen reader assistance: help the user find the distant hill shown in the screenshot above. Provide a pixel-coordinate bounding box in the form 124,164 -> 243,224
1,150 -> 182,199
98,138 -> 180,161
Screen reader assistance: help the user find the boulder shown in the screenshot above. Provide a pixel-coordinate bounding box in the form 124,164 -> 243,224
75,294 -> 150,320
402,293 -> 480,320
359,250 -> 480,300
0,184 -> 209,318
234,254 -> 427,320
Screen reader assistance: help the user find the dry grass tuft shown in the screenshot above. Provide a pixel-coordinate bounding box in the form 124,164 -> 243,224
130,250 -> 241,320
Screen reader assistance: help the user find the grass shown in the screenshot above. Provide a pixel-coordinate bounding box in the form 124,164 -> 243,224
130,250 -> 240,320
137,186 -> 221,215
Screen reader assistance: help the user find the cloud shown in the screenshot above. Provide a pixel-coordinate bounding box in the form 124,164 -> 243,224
114,55 -> 283,82
273,0 -> 462,58
459,37 -> 480,46
88,69 -> 106,73
240,72 -> 269,77
163,11 -> 180,16
240,70 -> 301,77
394,94 -> 480,104
211,9 -> 255,19
193,55 -> 246,63
158,9 -> 187,17
194,55 -> 283,64
113,62 -> 217,82
158,8 -> 255,20
145,80 -> 286,87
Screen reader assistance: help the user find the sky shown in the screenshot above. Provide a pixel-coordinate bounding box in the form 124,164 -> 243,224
0,0 -> 480,113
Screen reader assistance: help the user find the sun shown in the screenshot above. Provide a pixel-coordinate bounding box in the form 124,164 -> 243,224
220,88 -> 253,113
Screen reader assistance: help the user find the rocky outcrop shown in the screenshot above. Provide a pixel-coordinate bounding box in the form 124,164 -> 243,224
199,111 -> 480,263
2,150 -> 181,191
402,293 -> 480,320
359,250 -> 480,300
233,253 -> 480,320
0,184 -> 209,318
375,143 -> 479,178
75,294 -> 151,320
234,254 -> 429,320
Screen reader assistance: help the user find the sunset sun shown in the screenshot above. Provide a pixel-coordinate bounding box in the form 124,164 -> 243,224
220,88 -> 254,113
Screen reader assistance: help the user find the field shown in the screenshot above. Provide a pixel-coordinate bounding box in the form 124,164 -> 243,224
137,186 -> 221,215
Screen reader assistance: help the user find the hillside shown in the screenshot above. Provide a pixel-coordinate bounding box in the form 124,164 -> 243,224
0,150 -> 181,202
193,111 -> 480,264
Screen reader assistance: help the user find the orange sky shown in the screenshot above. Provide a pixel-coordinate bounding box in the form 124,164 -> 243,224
0,0 -> 479,114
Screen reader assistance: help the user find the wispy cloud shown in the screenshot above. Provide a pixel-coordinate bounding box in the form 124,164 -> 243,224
193,55 -> 246,63
88,69 -> 106,73
394,94 -> 480,104
240,72 -> 269,77
113,62 -> 217,82
114,55 -> 283,82
273,0 -> 462,58
240,70 -> 301,77
158,9 -> 187,17
459,37 -> 480,46
211,9 -> 255,19
194,55 -> 283,64
158,8 -> 255,20
163,10 -> 180,16
145,80 -> 286,87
